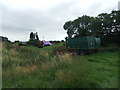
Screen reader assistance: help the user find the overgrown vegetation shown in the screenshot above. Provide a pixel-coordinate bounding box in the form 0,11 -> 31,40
2,42 -> 119,88
63,10 -> 120,45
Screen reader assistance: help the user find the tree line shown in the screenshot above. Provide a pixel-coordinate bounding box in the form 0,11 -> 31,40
63,10 -> 120,45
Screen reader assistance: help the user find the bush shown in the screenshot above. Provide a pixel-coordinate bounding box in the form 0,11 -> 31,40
52,46 -> 68,55
26,40 -> 35,45
2,41 -> 13,50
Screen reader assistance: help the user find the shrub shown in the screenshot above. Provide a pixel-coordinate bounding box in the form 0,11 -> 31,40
52,46 -> 68,55
2,41 -> 13,50
26,40 -> 35,45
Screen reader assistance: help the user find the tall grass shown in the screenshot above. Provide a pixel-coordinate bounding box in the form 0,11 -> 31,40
2,42 -> 119,88
2,46 -> 48,69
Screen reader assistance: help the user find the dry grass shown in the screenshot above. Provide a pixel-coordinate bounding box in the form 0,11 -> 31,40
15,65 -> 37,74
2,42 -> 119,88
58,53 -> 73,62
40,61 -> 56,71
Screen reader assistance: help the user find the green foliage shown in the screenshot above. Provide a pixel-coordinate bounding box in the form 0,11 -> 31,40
63,10 -> 120,45
2,47 -> 47,70
26,40 -> 35,45
13,40 -> 20,44
2,41 -> 13,50
52,45 -> 68,55
2,42 -> 119,88
29,32 -> 35,41
28,32 -> 41,47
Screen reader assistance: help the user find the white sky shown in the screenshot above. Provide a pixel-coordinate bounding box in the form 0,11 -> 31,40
0,0 -> 119,41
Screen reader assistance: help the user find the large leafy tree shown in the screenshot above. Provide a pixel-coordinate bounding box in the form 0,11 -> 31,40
63,15 -> 93,38
111,10 -> 120,33
63,10 -> 120,44
63,21 -> 74,38
89,17 -> 102,37
97,13 -> 112,35
110,10 -> 120,44
76,15 -> 93,36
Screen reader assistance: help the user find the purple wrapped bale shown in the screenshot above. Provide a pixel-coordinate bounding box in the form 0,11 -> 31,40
42,40 -> 52,46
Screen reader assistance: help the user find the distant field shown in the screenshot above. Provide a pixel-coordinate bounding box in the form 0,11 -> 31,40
2,42 -> 119,88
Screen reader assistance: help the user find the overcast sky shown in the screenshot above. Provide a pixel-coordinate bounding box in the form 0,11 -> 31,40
0,0 -> 119,41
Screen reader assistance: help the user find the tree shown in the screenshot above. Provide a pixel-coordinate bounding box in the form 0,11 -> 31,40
88,17 -> 102,37
63,10 -> 120,45
63,15 -> 94,38
35,32 -> 39,40
28,32 -> 41,46
75,15 -> 93,36
29,32 -> 35,41
63,21 -> 74,38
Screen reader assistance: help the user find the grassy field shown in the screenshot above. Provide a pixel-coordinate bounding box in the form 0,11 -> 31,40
2,42 -> 119,88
